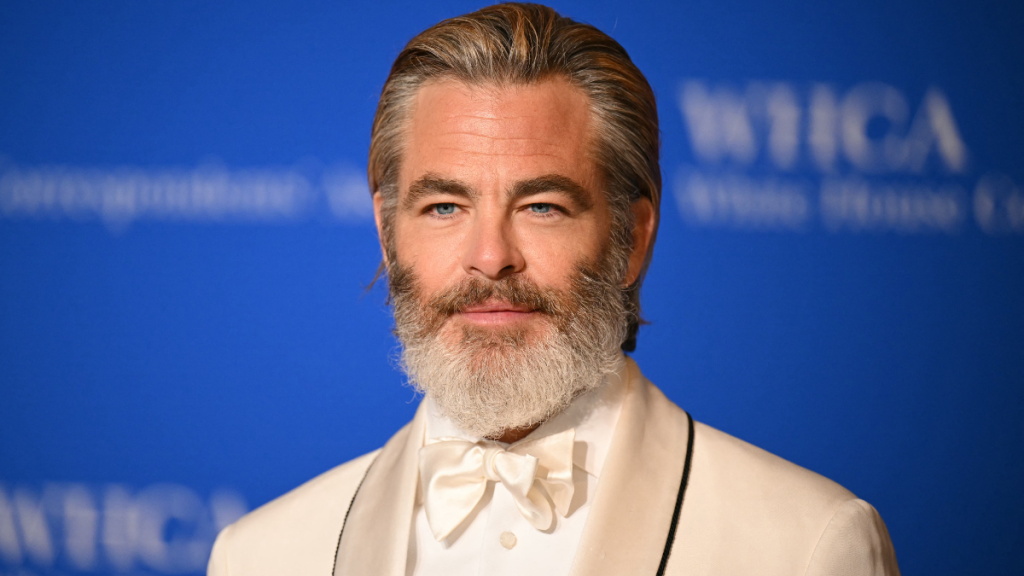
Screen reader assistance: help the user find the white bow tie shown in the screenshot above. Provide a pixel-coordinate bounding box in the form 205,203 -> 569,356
418,428 -> 576,541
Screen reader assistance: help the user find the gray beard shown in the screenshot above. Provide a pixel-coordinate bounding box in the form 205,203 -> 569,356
388,258 -> 630,439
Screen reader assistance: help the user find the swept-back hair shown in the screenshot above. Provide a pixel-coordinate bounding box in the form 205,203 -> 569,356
369,2 -> 660,351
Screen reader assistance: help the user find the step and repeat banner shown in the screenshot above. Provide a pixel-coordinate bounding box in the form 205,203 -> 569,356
2,1 -> 1022,575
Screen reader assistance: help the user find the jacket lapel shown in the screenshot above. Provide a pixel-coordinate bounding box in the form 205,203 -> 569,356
333,359 -> 691,576
569,358 -> 692,576
333,401 -> 426,576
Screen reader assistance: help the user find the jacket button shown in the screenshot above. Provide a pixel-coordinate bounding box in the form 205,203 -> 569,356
499,531 -> 517,549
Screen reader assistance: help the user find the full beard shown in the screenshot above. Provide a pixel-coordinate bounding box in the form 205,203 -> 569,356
389,256 -> 630,440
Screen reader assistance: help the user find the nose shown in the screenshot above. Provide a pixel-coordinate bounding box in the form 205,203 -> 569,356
462,210 -> 525,280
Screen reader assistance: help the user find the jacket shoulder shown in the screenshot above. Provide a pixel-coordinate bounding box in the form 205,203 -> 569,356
207,449 -> 380,576
675,417 -> 897,575
692,420 -> 855,507
639,374 -> 855,511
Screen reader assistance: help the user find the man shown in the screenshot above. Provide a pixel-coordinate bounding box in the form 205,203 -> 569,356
208,4 -> 899,575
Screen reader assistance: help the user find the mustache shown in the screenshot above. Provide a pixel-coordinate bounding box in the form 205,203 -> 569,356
388,263 -> 579,340
427,275 -> 563,317
388,260 -> 618,337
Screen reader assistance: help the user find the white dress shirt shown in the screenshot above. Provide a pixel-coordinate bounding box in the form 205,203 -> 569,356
406,357 -> 628,576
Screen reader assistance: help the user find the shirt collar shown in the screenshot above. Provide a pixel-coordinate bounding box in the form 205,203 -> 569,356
423,354 -> 628,478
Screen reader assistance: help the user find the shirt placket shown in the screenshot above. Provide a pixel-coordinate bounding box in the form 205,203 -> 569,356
477,479 -> 530,576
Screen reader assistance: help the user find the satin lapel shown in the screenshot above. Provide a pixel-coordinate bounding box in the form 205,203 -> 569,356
569,359 -> 692,576
333,402 -> 426,576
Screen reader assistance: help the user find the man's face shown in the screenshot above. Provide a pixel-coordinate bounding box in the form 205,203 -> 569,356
378,78 -> 613,346
374,78 -> 654,438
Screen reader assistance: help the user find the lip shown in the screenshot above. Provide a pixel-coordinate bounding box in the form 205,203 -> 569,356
456,300 -> 537,326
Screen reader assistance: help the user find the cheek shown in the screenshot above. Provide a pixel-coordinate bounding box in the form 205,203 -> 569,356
394,221 -> 462,292
517,225 -> 605,287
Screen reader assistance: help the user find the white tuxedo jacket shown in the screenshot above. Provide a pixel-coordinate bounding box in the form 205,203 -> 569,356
208,359 -> 899,576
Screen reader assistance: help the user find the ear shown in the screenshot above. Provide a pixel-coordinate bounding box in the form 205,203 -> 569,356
372,191 -> 389,267
625,197 -> 655,286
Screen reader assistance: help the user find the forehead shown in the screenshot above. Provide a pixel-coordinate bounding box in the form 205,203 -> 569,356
401,78 -> 596,186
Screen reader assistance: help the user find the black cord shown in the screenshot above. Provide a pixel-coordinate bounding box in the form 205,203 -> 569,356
656,412 -> 695,576
332,456 -> 378,576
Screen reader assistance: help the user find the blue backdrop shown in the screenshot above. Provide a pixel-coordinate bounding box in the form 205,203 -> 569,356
2,1 -> 1022,575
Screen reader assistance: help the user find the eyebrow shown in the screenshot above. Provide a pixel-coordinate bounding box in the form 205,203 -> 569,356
402,172 -> 594,211
403,174 -> 477,210
509,174 -> 594,211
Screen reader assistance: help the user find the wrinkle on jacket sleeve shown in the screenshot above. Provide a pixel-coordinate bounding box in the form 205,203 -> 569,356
804,499 -> 900,576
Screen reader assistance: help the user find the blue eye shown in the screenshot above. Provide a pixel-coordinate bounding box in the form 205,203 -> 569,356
530,203 -> 552,214
434,203 -> 456,215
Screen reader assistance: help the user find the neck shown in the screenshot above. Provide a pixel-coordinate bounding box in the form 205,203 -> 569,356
489,424 -> 541,444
